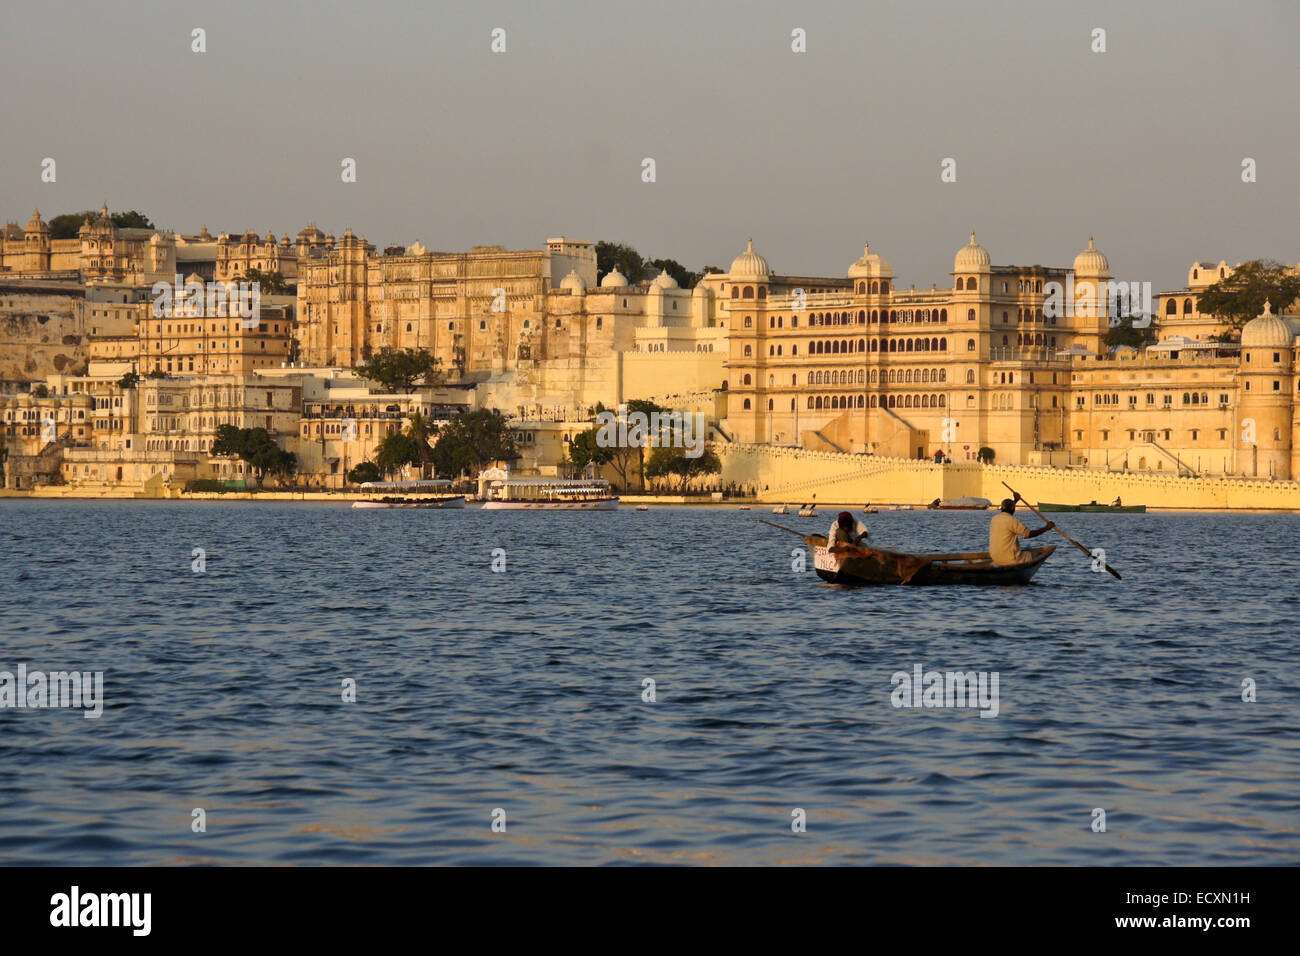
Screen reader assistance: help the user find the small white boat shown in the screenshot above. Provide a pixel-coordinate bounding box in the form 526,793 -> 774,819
797,504 -> 818,517
772,504 -> 790,515
738,505 -> 751,511
635,504 -> 650,511
352,479 -> 467,509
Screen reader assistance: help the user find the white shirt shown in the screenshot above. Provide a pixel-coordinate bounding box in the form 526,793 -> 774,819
827,518 -> 869,550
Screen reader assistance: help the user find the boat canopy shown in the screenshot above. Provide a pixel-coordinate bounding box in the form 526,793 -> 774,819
360,479 -> 453,491
491,478 -> 611,488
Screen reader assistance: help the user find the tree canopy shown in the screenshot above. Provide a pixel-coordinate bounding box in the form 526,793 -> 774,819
47,209 -> 154,239
643,445 -> 722,492
1193,260 -> 1300,336
354,348 -> 446,393
431,409 -> 517,477
241,267 -> 294,295
594,241 -> 717,289
210,425 -> 297,486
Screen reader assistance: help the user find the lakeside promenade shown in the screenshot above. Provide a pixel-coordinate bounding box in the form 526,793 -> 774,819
6,445 -> 1300,510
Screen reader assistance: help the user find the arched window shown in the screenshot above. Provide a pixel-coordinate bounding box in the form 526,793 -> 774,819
871,281 -> 879,293
1165,299 -> 1177,315
742,374 -> 752,385
967,338 -> 976,351
940,338 -> 947,351
743,398 -> 751,409
743,345 -> 752,356
870,395 -> 878,407
1183,298 -> 1193,314
967,309 -> 976,321
807,397 -> 815,408
743,287 -> 754,299
938,394 -> 946,407
966,369 -> 975,384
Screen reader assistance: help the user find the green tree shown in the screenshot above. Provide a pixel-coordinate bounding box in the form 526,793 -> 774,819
30,384 -> 50,398
405,412 -> 437,474
354,348 -> 446,393
567,426 -> 614,475
1194,260 -> 1300,338
375,430 -> 420,478
643,445 -> 722,492
596,241 -> 645,285
117,371 -> 140,390
241,267 -> 293,295
431,408 -> 518,477
210,425 -> 296,487
347,461 -> 382,485
977,446 -> 995,463
47,209 -> 154,239
1104,316 -> 1155,350
146,368 -> 168,379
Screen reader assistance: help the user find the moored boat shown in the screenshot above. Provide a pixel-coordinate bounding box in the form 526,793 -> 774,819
772,504 -> 790,515
480,477 -> 619,510
926,496 -> 992,510
1037,501 -> 1147,513
806,534 -> 1054,586
352,479 -> 467,509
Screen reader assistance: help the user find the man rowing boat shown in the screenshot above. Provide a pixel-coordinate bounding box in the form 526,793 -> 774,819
827,511 -> 870,552
990,495 -> 1054,565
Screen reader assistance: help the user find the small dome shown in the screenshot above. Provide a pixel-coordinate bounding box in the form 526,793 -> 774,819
25,210 -> 47,233
650,269 -> 679,290
954,231 -> 990,273
600,267 -> 628,288
1073,236 -> 1109,277
847,241 -> 892,279
728,238 -> 771,279
560,269 -> 587,294
1241,301 -> 1293,348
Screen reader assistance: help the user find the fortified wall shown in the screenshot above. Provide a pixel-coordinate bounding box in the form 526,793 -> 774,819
718,442 -> 1300,511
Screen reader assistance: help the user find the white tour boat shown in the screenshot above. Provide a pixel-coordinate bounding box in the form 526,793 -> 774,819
352,479 -> 468,509
480,477 -> 619,511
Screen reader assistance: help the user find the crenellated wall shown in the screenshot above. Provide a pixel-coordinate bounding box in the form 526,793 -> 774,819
717,442 -> 1300,510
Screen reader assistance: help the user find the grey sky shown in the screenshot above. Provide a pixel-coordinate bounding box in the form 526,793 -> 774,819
2,0 -> 1297,291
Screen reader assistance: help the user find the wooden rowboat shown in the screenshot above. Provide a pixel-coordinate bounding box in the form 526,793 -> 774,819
1037,502 -> 1146,513
805,534 -> 1055,586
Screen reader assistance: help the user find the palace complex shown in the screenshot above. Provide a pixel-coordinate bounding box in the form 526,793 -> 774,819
2,205 -> 1299,492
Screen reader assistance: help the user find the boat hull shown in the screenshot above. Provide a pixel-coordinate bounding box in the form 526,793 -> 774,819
352,496 -> 467,509
806,535 -> 1055,586
481,497 -> 619,510
1037,502 -> 1146,513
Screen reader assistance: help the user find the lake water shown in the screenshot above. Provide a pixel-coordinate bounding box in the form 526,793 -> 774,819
1,500 -> 1297,865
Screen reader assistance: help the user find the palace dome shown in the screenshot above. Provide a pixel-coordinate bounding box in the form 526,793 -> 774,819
650,269 -> 679,290
560,269 -> 587,294
1073,236 -> 1109,277
1241,301 -> 1293,348
847,242 -> 891,279
954,231 -> 990,273
728,238 -> 771,279
600,267 -> 628,288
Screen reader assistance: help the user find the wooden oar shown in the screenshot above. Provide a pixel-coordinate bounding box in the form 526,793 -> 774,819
1001,481 -> 1121,580
760,519 -> 810,537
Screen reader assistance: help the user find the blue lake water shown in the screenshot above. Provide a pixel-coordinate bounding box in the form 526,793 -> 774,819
0,500 -> 1297,865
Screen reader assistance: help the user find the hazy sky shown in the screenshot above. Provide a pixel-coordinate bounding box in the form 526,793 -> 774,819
2,0 -> 1297,291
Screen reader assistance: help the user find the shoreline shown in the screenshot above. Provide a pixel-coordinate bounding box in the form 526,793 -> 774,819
1,490 -> 1298,513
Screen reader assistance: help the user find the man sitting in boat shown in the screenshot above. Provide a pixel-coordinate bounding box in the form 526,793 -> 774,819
827,511 -> 870,552
989,497 -> 1054,565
